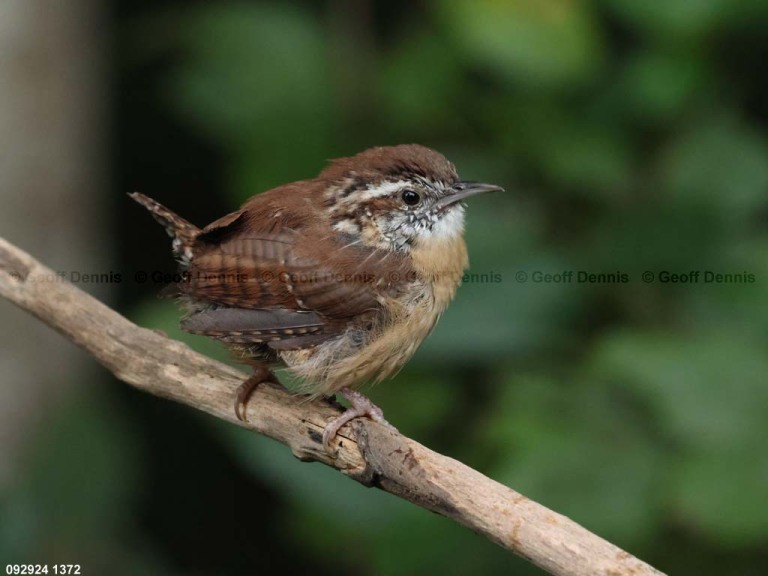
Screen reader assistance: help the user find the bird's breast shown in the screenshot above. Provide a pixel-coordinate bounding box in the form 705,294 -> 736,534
282,233 -> 468,395
366,233 -> 469,376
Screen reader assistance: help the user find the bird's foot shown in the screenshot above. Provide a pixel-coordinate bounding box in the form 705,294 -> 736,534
322,387 -> 397,452
235,366 -> 278,421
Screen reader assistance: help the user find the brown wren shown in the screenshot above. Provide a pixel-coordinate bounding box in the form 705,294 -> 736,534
131,144 -> 502,451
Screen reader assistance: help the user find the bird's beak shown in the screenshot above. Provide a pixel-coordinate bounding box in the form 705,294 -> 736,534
436,181 -> 505,209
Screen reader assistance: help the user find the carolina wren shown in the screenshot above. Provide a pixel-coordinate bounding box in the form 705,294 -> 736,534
131,144 -> 502,450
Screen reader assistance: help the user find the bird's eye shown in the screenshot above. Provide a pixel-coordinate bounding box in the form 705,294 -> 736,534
401,189 -> 421,206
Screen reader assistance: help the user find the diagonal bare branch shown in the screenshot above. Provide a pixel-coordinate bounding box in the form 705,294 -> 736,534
0,236 -> 665,576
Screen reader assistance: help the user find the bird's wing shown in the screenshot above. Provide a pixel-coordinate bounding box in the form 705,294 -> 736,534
178,203 -> 412,347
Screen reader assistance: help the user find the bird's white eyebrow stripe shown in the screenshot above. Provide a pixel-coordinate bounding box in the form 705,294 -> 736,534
353,178 -> 447,202
355,180 -> 412,201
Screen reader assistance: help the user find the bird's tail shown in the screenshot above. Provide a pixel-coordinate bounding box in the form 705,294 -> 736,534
129,192 -> 200,261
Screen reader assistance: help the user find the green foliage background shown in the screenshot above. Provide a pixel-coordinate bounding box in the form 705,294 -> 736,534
3,1 -> 768,574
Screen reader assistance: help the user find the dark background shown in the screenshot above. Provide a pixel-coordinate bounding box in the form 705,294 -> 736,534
2,1 -> 768,574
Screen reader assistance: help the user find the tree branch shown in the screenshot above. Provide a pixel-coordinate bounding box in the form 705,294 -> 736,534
0,236 -> 665,576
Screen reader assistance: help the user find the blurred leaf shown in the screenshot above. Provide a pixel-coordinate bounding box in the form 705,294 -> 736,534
164,3 -> 335,197
674,447 -> 768,546
486,374 -> 665,544
586,203 -> 725,273
619,49 -> 709,123
436,0 -> 604,88
590,330 -> 768,452
540,119 -> 632,194
605,0 -> 729,38
493,96 -> 634,198
661,116 -> 768,223
381,33 -> 463,134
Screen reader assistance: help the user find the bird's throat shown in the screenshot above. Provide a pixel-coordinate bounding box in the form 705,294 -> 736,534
410,233 -> 469,309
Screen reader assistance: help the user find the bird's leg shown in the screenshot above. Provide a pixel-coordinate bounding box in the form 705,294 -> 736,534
322,387 -> 397,451
235,365 -> 279,421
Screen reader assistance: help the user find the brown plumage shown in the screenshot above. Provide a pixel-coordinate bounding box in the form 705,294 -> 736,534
131,144 -> 502,450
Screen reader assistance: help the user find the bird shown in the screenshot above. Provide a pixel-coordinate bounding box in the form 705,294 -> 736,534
130,144 -> 503,451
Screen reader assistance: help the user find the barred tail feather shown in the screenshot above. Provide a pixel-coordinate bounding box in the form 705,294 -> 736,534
129,192 -> 200,262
